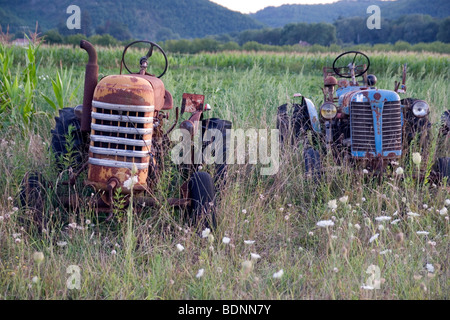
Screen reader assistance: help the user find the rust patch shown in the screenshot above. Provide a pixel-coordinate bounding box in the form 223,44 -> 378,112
373,92 -> 381,100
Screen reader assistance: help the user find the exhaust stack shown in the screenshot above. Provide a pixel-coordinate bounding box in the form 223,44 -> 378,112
80,40 -> 98,133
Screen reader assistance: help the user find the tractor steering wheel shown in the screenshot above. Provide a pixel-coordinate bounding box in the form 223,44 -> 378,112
332,51 -> 370,79
121,40 -> 168,78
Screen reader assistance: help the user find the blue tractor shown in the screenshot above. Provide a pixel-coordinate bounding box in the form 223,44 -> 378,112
277,51 -> 450,180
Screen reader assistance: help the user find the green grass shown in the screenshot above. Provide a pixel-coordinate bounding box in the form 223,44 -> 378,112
0,43 -> 449,300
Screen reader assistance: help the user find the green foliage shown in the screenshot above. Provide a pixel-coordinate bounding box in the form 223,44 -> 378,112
41,67 -> 79,112
0,46 -> 449,300
251,0 -> 450,27
0,37 -> 41,130
88,34 -> 119,47
0,0 -> 262,42
43,29 -> 64,44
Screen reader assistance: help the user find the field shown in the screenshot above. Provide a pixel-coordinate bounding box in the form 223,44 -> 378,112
0,42 -> 449,300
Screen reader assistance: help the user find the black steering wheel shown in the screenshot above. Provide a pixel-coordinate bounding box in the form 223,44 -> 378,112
121,40 -> 168,78
332,51 -> 370,78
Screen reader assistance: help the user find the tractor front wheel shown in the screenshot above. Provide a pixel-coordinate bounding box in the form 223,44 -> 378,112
188,171 -> 217,230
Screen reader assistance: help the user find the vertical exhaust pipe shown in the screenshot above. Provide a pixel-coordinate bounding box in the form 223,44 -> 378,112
80,40 -> 98,133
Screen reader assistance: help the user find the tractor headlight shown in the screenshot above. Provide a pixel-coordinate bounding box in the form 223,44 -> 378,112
412,100 -> 429,118
320,103 -> 337,120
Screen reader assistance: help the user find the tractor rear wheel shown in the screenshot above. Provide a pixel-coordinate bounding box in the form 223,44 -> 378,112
304,147 -> 321,181
51,107 -> 84,170
188,171 -> 217,230
434,157 -> 450,181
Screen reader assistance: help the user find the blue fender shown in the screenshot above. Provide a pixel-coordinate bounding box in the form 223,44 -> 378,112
304,98 -> 321,133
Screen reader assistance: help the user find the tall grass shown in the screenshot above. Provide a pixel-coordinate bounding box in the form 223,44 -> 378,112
0,45 -> 449,299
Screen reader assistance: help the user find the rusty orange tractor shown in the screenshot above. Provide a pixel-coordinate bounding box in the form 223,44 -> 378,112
20,40 -> 231,231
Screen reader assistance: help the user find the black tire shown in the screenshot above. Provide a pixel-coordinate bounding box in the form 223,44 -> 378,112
304,147 -> 321,181
434,157 -> 450,180
201,118 -> 232,187
188,171 -> 217,230
51,107 -> 84,170
277,102 -> 312,146
19,172 -> 48,231
277,104 -> 290,145
440,110 -> 450,137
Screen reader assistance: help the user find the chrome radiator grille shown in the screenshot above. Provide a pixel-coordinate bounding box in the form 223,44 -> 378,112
351,102 -> 376,153
350,101 -> 402,154
381,101 -> 402,151
89,100 -> 154,170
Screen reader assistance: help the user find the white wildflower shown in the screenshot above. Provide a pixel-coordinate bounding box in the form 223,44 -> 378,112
333,267 -> 339,273
339,196 -> 348,204
445,199 -> 450,206
362,197 -> 366,202
15,238 -> 21,243
250,253 -> 261,260
241,209 -> 247,214
273,269 -> 284,279
395,167 -> 404,175
378,225 -> 384,231
354,223 -> 361,230
244,240 -> 255,245
222,237 -> 231,244
308,231 -> 314,236
316,220 -> 335,228
123,175 -> 138,190
416,231 -> 429,235
375,216 -> 391,222
369,233 -> 379,243
196,268 -> 204,278
380,249 -> 392,255
363,169 -> 369,174
407,211 -> 420,217
176,244 -> 184,252
279,207 -> 284,212
391,219 -> 401,225
412,152 -> 422,165
425,263 -> 434,273
32,276 -> 39,284
439,207 -> 448,216
0,216 -> 4,222
111,249 -> 117,255
328,199 -> 338,210
57,241 -> 67,247
201,228 -> 211,238
33,252 -> 44,264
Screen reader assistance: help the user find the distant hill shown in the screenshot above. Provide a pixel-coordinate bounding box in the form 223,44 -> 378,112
250,0 -> 450,27
0,0 -> 264,40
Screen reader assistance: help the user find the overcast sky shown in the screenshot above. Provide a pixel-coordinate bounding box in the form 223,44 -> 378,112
210,0 -> 339,14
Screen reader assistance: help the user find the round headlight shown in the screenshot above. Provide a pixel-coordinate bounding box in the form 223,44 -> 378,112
320,103 -> 337,120
412,100 -> 429,118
